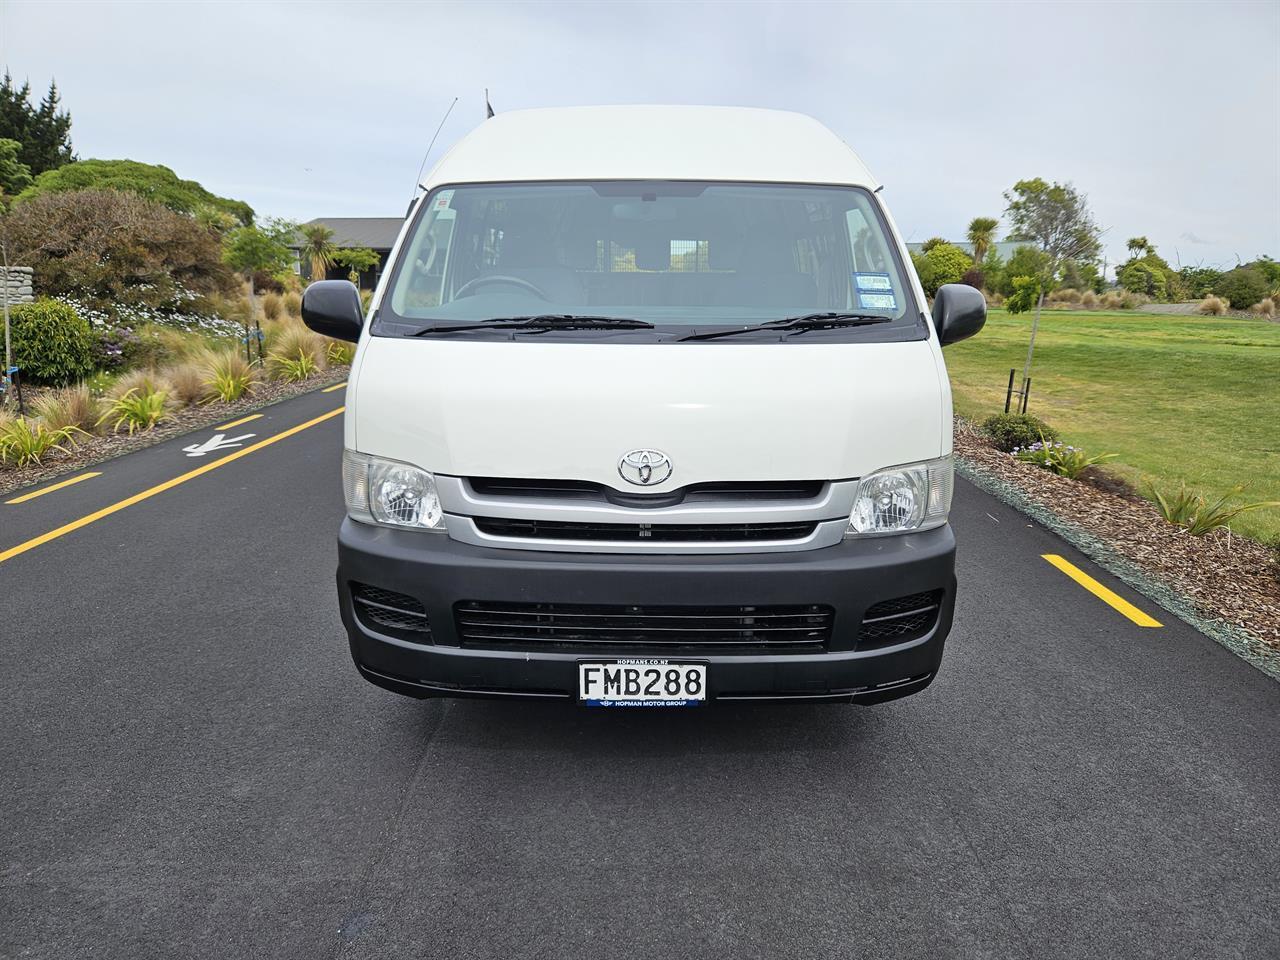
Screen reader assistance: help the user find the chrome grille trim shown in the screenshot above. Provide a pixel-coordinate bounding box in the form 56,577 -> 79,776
435,475 -> 857,525
446,517 -> 849,554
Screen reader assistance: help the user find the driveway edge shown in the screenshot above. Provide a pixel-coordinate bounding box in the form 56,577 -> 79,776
957,456 -> 1280,683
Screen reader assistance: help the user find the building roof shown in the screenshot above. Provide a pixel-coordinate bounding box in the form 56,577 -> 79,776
423,105 -> 879,190
296,217 -> 403,250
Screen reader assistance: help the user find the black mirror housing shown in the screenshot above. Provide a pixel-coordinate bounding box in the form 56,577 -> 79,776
932,283 -> 986,347
301,280 -> 364,343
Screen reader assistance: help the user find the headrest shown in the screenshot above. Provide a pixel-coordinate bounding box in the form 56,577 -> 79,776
634,235 -> 671,271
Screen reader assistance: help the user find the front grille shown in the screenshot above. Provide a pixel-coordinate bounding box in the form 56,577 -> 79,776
352,583 -> 431,635
468,477 -> 824,507
473,517 -> 818,543
857,590 -> 942,648
455,601 -> 834,651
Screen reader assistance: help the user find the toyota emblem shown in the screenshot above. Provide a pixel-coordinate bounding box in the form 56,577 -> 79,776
618,449 -> 673,486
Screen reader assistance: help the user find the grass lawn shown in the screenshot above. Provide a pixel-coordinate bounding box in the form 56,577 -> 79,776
943,308 -> 1280,544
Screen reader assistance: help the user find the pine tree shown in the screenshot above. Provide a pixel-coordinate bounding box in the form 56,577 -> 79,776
0,72 -> 75,176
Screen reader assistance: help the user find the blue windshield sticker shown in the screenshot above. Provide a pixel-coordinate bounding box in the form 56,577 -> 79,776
853,272 -> 893,292
858,292 -> 897,310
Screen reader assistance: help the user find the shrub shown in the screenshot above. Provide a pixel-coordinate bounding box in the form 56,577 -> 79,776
4,189 -> 238,316
15,158 -> 252,225
1250,297 -> 1276,318
996,246 -> 1051,296
100,386 -> 172,434
1047,288 -> 1082,304
1214,267 -> 1269,309
283,292 -> 302,318
109,369 -> 170,401
165,361 -> 208,406
1118,260 -> 1168,300
9,300 -> 95,385
326,340 -> 356,366
1080,290 -> 1098,308
912,243 -> 973,297
1178,266 -> 1223,299
262,293 -> 283,321
961,268 -> 984,290
0,416 -> 82,466
1014,440 -> 1117,480
981,413 -> 1060,452
267,325 -> 326,380
1197,295 -> 1228,316
1148,481 -> 1280,536
1099,291 -> 1124,309
90,326 -> 139,372
270,347 -> 318,383
202,349 -> 258,403
31,384 -> 101,434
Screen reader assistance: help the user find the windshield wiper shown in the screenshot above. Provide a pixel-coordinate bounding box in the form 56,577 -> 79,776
676,312 -> 892,342
411,314 -> 654,336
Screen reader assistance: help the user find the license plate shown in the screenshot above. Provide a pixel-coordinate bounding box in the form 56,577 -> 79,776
578,660 -> 706,707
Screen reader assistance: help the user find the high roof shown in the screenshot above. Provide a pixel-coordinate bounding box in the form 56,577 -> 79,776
423,106 -> 878,190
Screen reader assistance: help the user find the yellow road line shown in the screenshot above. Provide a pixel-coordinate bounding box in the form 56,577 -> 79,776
217,413 -> 263,430
5,472 -> 102,505
322,382 -> 347,393
1042,554 -> 1162,628
0,408 -> 344,566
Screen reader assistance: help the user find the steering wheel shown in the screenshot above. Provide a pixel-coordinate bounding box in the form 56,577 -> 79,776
454,274 -> 551,301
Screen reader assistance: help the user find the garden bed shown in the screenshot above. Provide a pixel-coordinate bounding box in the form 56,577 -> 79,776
0,366 -> 348,499
955,418 -> 1280,676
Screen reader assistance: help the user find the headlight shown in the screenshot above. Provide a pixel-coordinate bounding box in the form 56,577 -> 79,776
846,455 -> 952,537
342,450 -> 445,531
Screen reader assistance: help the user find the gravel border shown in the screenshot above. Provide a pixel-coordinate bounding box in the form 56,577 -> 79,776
0,367 -> 349,499
954,420 -> 1280,682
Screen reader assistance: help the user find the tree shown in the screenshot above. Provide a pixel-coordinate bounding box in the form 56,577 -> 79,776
1126,236 -> 1153,260
6,189 -> 238,316
0,139 -> 33,196
1213,267 -> 1269,309
920,236 -> 947,253
16,158 -> 252,225
0,72 -> 74,175
1118,260 -> 1167,300
332,247 -> 380,286
223,219 -> 296,361
299,224 -> 337,281
966,217 -> 999,265
1116,239 -> 1174,301
911,243 -> 973,297
1003,178 -> 1102,383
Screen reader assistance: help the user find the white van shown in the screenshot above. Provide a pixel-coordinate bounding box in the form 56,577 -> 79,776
303,105 -> 985,707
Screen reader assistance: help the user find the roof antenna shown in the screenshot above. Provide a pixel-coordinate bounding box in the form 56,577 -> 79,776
485,88 -> 495,119
408,96 -> 459,208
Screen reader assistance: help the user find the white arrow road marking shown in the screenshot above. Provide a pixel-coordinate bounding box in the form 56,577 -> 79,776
182,432 -> 256,457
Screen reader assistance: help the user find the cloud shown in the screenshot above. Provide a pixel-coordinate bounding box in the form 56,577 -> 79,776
5,0 -> 1276,268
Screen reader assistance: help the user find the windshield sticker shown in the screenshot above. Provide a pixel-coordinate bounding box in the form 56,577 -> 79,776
853,272 -> 893,292
434,190 -> 454,209
858,292 -> 897,310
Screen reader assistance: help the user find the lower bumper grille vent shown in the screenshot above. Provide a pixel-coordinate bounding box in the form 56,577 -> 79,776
455,601 -> 834,651
858,590 -> 942,648
352,583 -> 431,635
473,517 -> 818,543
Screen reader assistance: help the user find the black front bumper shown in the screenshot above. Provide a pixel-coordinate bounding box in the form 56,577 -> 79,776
336,518 -> 957,704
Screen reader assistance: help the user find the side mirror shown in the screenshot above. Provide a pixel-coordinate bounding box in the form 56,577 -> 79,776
932,283 -> 987,347
301,280 -> 364,343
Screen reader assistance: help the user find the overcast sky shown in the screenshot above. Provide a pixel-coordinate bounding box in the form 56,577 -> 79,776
2,0 -> 1276,270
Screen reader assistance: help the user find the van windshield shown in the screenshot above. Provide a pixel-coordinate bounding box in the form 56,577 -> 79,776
380,181 -> 922,338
